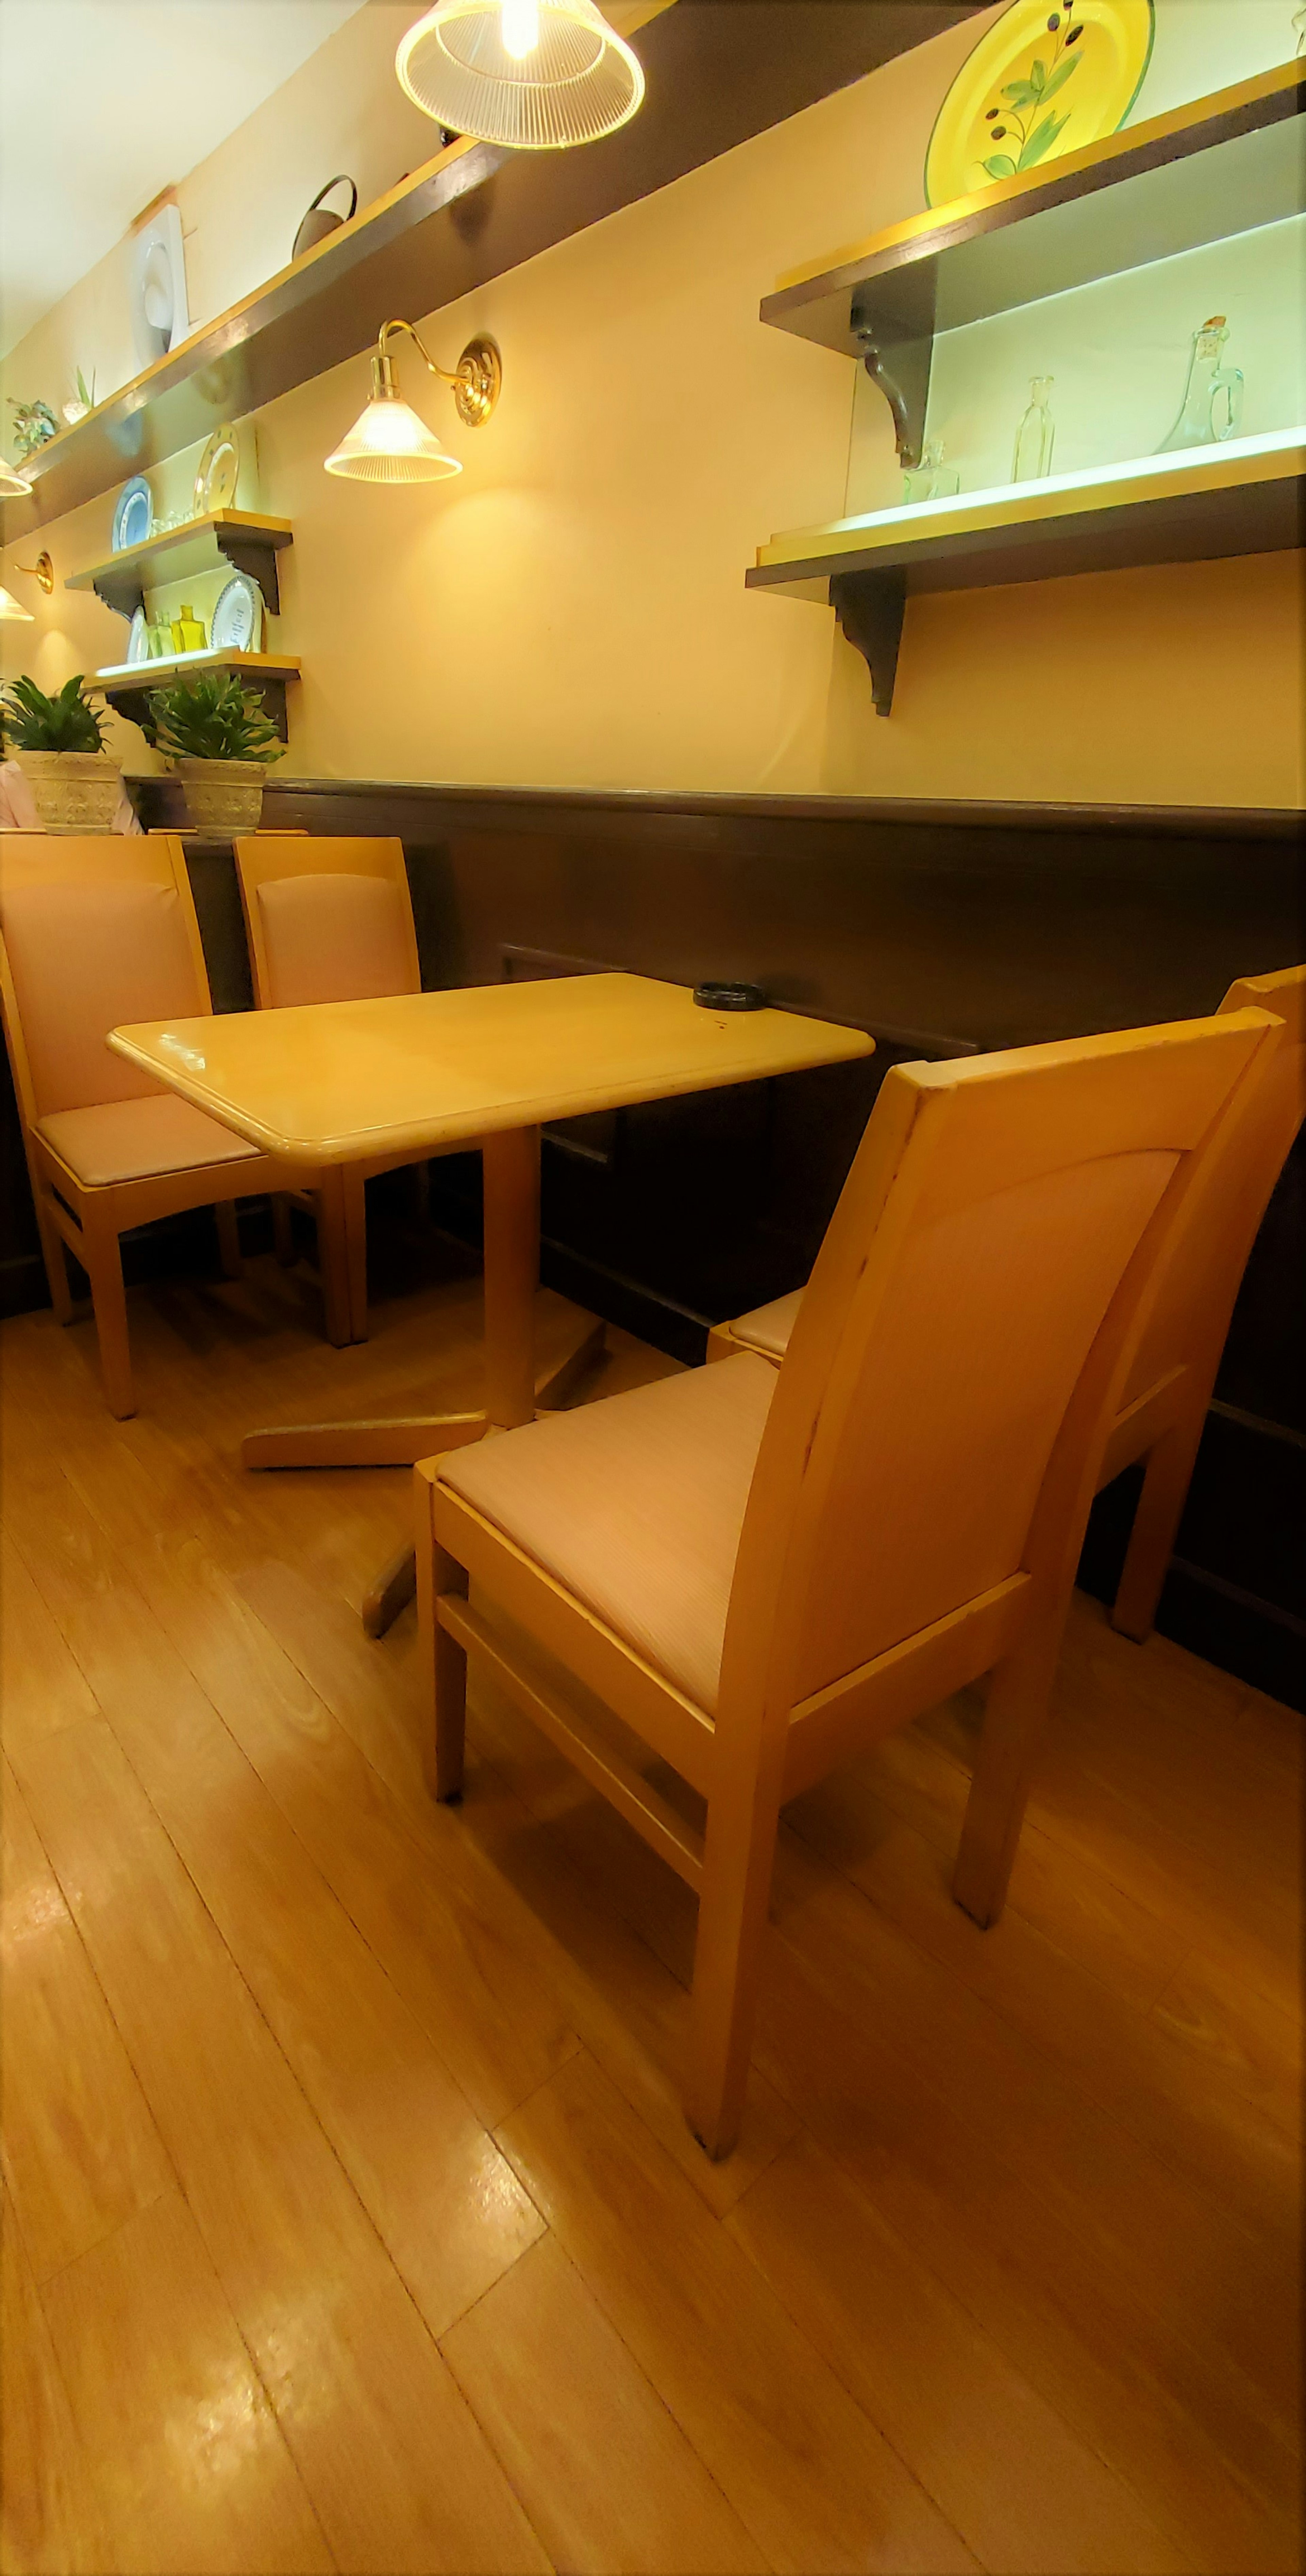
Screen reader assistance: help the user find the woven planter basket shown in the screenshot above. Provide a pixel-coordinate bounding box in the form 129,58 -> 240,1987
172,759 -> 267,833
14,750 -> 122,834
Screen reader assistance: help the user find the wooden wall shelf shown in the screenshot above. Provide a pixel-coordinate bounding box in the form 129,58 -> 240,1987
749,439 -> 1306,715
95,648 -> 301,742
0,2 -> 984,543
66,512 -> 294,622
761,61 -> 1305,473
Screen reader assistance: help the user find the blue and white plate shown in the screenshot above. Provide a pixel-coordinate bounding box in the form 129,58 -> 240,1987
210,572 -> 261,653
112,476 -> 153,552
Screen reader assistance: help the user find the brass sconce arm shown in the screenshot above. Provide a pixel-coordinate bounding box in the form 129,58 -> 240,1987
374,318 -> 501,427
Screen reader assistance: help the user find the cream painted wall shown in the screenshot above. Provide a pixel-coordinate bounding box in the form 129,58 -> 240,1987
3,0 -> 1302,808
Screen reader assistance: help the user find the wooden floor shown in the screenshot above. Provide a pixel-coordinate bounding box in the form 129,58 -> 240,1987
1,1232 -> 1300,2576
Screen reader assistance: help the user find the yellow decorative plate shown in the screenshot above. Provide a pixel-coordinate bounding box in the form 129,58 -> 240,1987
925,0 -> 1155,208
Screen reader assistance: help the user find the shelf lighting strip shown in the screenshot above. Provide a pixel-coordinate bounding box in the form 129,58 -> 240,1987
95,646 -> 254,680
820,425 -> 1306,541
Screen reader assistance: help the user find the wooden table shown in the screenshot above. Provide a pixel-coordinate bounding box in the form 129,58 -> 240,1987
110,973 -> 874,1631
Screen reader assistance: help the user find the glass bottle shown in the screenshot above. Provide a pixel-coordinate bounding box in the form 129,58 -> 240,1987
170,603 -> 207,653
1012,377 -> 1055,483
1156,316 -> 1244,454
903,438 -> 961,504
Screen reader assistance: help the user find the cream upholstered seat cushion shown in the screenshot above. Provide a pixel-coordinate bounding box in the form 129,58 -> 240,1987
437,1352 -> 778,1712
727,1288 -> 802,1361
39,1096 -> 260,1187
256,872 -> 416,1007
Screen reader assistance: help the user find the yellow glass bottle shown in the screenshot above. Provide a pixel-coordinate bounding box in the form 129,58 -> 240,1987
170,603 -> 207,654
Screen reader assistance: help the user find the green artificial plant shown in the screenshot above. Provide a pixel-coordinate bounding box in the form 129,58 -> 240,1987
0,672 -> 108,753
148,671 -> 283,765
8,397 -> 58,460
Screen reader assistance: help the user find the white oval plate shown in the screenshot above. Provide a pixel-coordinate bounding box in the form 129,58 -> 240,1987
210,573 -> 261,653
127,607 -> 150,664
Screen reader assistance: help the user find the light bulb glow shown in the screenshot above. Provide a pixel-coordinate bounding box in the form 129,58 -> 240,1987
324,393 -> 463,483
501,0 -> 539,57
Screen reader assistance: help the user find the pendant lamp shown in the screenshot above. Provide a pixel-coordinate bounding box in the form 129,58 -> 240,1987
0,583 -> 34,620
324,319 -> 501,484
0,461 -> 33,501
396,0 -> 644,150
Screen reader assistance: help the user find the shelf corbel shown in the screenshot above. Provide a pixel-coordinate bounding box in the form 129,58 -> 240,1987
830,569 -> 906,717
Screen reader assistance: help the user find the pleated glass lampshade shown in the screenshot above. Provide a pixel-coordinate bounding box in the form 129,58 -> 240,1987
0,582 -> 34,620
0,461 -> 33,500
324,394 -> 464,484
396,0 -> 645,150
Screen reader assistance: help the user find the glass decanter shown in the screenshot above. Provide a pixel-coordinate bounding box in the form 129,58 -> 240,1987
1012,377 -> 1055,482
1157,316 -> 1244,453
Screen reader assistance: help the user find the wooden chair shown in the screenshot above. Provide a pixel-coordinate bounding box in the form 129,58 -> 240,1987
415,1007 -> 1278,2157
234,834 -> 434,1342
0,833 -> 285,1419
708,966 -> 1306,1644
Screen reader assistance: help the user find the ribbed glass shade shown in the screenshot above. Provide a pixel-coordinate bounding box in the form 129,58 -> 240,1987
0,461 -> 33,500
0,582 -> 34,620
396,0 -> 644,149
324,394 -> 464,483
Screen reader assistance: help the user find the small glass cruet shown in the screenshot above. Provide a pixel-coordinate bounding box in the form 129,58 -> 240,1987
1012,376 -> 1055,482
1157,316 -> 1244,453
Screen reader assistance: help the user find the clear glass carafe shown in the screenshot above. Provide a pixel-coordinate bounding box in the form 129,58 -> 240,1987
1012,377 -> 1055,483
1157,316 -> 1244,453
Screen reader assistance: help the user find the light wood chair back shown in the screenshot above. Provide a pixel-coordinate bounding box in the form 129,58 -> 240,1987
0,833 -> 280,1417
234,835 -> 420,1010
0,832 -> 212,1130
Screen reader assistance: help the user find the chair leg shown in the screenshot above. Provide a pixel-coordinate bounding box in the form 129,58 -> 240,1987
312,1170 -> 353,1348
271,1194 -> 296,1266
417,1476 -> 469,1801
952,1622 -> 1063,1930
1111,1410 -> 1205,1644
34,1192 -> 76,1324
214,1199 -> 243,1280
686,1759 -> 785,2160
82,1224 -> 134,1420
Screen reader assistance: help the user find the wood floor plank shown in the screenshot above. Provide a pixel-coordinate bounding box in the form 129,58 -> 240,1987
727,2130 -> 1189,2576
755,1932 -> 1300,2576
12,1714 -> 550,2576
38,2187 -> 335,2576
1,2182 -> 105,2576
0,1533 -> 100,1765
443,2234 -> 767,2575
497,2048 -> 978,2576
15,1494 -> 547,2341
1,1754 -> 172,2285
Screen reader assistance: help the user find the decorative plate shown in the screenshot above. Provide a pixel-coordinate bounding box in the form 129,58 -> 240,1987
925,0 -> 1155,208
112,476 -> 153,552
194,422 -> 240,518
210,573 -> 262,654
127,607 -> 150,665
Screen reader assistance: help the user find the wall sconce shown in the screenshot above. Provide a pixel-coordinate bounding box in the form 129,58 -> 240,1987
396,0 -> 644,151
0,552 -> 52,619
324,319 -> 501,484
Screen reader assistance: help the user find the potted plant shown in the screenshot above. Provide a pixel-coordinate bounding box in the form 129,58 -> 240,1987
148,670 -> 283,831
0,673 -> 123,832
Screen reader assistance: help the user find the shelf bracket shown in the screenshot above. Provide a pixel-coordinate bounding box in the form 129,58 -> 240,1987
215,531 -> 282,615
830,570 -> 906,718
91,570 -> 146,622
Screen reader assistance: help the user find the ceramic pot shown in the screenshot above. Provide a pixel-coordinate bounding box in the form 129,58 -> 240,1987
172,758 -> 267,832
13,749 -> 123,833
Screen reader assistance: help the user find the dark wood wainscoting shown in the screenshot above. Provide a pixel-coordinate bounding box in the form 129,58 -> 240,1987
4,778 -> 1302,1702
